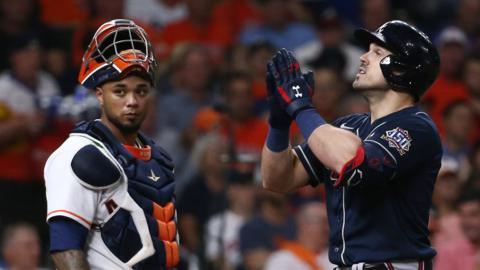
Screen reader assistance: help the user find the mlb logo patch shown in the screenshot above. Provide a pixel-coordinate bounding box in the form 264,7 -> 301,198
381,127 -> 412,156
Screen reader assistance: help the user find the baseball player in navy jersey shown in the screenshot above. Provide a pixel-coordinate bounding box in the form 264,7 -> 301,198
44,19 -> 179,269
261,20 -> 442,270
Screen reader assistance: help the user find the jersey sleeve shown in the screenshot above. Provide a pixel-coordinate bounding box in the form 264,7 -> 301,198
293,143 -> 328,187
343,116 -> 442,187
45,144 -> 101,229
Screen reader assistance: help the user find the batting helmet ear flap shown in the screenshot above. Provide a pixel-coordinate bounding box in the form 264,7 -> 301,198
380,54 -> 420,101
354,20 -> 440,101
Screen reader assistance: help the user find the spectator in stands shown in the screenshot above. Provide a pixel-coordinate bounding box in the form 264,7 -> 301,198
246,42 -> 275,114
193,72 -> 268,170
441,100 -> 474,181
307,7 -> 363,81
0,34 -> 62,245
160,0 -> 230,62
204,170 -> 257,270
311,67 -> 348,122
435,189 -> 480,270
124,0 -> 187,30
211,0 -> 261,47
39,0 -> 89,28
359,0 -> 392,31
155,43 -> 214,170
239,190 -> 296,270
431,158 -> 467,247
223,44 -> 250,74
0,0 -> 42,71
465,142 -> 480,191
239,0 -> 320,63
455,0 -> 480,42
1,222 -> 44,270
423,26 -> 470,134
177,134 -> 229,268
264,202 -> 334,270
464,53 -> 480,142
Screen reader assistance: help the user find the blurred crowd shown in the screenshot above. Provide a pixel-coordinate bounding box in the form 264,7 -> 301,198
0,0 -> 479,269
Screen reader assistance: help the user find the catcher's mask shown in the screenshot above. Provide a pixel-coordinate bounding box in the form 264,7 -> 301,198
78,19 -> 158,89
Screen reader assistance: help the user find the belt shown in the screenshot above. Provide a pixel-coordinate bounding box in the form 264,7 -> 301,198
335,260 -> 432,270
335,263 -> 387,270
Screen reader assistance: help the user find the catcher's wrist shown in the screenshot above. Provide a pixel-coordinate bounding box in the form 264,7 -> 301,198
266,127 -> 290,152
295,108 -> 326,140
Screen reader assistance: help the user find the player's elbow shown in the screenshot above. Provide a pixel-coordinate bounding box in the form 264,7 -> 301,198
261,176 -> 292,193
310,127 -> 363,173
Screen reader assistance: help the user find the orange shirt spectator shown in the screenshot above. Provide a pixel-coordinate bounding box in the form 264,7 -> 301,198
160,0 -> 233,62
40,0 -> 89,28
423,26 -> 470,136
422,73 -> 469,135
211,0 -> 261,45
193,108 -> 268,153
219,116 -> 268,155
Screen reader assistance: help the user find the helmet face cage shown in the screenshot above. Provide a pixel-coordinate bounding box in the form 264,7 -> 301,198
79,19 -> 158,89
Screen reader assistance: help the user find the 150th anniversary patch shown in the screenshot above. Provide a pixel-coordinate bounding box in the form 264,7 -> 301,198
381,127 -> 412,156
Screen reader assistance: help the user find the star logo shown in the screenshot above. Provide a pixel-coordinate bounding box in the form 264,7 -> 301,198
148,169 -> 160,182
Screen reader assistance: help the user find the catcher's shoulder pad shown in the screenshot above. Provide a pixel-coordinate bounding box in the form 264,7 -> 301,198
71,144 -> 121,190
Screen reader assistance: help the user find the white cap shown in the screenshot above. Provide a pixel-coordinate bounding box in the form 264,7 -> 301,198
436,26 -> 468,47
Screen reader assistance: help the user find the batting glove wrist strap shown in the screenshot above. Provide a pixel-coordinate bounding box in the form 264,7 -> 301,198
295,108 -> 326,140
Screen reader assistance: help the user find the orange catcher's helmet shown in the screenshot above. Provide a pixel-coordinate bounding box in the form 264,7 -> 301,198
78,19 -> 157,89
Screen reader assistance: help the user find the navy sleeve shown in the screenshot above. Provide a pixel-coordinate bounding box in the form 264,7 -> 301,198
49,217 -> 89,252
341,117 -> 442,187
293,143 -> 328,187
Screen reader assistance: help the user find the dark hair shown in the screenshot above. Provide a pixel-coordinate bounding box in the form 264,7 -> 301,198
228,169 -> 254,185
466,51 -> 480,63
308,47 -> 347,75
220,71 -> 253,94
442,99 -> 470,120
247,41 -> 275,57
457,188 -> 480,207
1,222 -> 38,250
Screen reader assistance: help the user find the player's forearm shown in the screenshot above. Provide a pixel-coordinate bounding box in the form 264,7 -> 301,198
261,145 -> 299,193
307,124 -> 363,173
51,250 -> 91,270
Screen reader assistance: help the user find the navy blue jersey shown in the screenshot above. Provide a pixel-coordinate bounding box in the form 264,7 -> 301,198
294,106 -> 442,266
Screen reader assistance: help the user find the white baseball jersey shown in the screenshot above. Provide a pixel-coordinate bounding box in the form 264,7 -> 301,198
45,133 -> 154,270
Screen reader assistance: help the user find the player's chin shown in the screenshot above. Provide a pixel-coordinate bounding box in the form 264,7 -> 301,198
352,79 -> 366,90
117,116 -> 144,132
119,121 -> 142,134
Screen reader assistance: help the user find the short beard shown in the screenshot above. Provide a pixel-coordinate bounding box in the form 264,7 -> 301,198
105,112 -> 144,135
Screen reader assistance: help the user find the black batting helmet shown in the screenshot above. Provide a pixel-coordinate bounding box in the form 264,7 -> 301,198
354,20 -> 440,101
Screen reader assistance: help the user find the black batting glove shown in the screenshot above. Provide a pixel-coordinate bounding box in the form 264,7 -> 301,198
267,48 -> 315,118
266,71 -> 292,130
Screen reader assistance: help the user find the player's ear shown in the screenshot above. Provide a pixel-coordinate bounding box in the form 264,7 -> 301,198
95,86 -> 104,105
